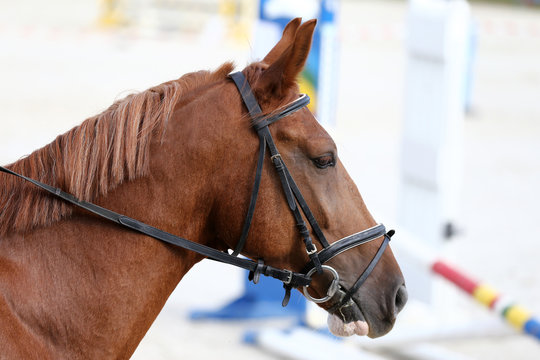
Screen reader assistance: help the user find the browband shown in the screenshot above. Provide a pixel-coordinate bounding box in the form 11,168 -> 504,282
253,94 -> 311,131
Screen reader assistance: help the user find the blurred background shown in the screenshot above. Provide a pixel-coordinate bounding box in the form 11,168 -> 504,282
1,0 -> 539,359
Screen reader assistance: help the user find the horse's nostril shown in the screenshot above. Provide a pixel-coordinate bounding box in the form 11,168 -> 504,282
394,285 -> 408,314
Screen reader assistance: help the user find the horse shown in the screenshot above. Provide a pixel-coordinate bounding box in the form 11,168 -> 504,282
0,18 -> 407,359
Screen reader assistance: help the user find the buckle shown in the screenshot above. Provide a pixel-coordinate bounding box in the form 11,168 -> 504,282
271,153 -> 282,162
306,243 -> 317,256
283,270 -> 293,285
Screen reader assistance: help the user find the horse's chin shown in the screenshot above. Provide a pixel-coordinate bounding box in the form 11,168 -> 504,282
324,287 -> 370,337
327,313 -> 369,337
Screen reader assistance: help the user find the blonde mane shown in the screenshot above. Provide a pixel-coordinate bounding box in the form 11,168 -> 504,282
0,62 -> 234,236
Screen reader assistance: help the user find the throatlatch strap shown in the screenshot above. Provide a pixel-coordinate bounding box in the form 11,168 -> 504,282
230,72 -> 265,256
231,133 -> 266,256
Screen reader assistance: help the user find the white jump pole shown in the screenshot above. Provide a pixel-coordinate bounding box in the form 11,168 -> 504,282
399,0 -> 470,306
245,327 -> 388,360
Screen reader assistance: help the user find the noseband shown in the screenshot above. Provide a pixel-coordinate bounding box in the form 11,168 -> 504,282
0,71 -> 393,311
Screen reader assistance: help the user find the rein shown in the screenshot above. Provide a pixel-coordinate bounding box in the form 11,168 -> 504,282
0,71 -> 393,310
0,164 -> 310,290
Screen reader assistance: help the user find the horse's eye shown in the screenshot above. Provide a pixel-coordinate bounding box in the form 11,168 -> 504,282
313,154 -> 335,169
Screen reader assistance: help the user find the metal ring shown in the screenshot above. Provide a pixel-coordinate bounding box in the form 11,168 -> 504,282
302,265 -> 340,304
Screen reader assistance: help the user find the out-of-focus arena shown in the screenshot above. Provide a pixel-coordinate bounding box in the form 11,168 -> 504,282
1,0 -> 539,359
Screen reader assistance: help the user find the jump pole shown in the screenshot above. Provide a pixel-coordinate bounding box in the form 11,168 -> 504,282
395,233 -> 540,342
432,260 -> 540,341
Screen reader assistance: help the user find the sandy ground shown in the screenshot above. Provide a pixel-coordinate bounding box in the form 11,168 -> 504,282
1,0 -> 540,359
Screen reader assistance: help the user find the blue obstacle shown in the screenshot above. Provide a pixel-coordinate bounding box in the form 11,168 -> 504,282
190,271 -> 306,320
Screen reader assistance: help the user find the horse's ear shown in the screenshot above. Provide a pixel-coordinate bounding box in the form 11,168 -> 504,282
257,19 -> 317,97
262,17 -> 302,65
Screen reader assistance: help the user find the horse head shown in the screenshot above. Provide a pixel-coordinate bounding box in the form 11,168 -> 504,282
209,19 -> 407,338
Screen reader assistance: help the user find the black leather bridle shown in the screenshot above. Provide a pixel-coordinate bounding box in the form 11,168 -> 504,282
0,71 -> 393,311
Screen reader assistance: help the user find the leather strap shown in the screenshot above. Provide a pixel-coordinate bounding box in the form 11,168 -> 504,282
252,94 -> 310,131
231,133 -> 265,256
230,72 -> 263,117
284,170 -> 330,248
327,231 -> 393,313
301,224 -> 387,274
0,165 -> 311,288
229,72 -> 266,256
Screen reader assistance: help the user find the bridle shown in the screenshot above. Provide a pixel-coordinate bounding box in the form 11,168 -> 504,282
0,71 -> 393,312
228,72 -> 393,307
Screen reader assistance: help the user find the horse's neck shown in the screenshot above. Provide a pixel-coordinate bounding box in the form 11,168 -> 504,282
0,173 -> 211,359
0,81 -> 242,358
